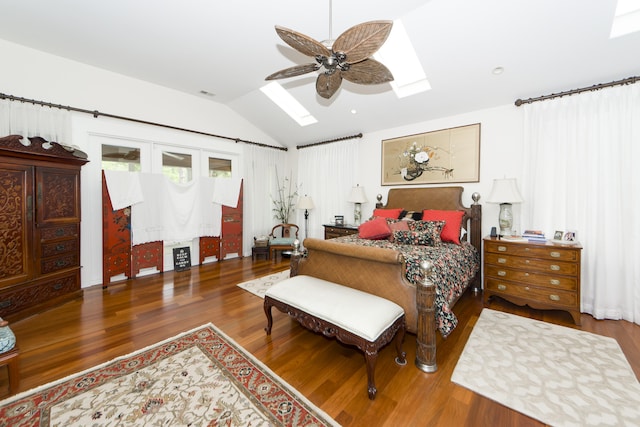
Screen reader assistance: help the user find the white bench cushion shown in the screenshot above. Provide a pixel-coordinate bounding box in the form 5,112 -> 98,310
265,275 -> 404,342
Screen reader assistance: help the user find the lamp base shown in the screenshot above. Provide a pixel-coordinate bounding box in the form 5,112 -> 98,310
354,203 -> 362,225
498,203 -> 514,236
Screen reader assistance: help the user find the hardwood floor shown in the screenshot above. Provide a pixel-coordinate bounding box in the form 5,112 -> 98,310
3,256 -> 639,426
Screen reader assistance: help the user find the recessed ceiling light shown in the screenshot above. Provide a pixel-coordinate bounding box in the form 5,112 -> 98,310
351,109 -> 357,114
492,67 -> 504,75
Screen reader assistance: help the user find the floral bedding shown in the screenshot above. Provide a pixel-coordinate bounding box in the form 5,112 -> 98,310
330,234 -> 480,338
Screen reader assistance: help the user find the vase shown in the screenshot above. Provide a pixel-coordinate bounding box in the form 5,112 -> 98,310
0,319 -> 17,354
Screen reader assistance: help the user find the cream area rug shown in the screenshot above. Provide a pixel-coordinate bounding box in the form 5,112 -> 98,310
452,309 -> 640,427
0,323 -> 338,426
237,270 -> 290,298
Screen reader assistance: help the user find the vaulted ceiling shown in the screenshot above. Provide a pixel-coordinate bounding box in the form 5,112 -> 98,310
1,0 -> 639,148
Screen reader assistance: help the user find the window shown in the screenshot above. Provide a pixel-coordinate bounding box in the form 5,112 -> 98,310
208,157 -> 232,178
162,151 -> 192,183
101,145 -> 141,171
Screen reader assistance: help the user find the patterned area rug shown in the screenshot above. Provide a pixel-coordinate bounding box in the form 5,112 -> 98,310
0,323 -> 338,426
452,309 -> 640,426
237,270 -> 290,298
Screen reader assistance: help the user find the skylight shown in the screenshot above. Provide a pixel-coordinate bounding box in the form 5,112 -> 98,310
610,0 -> 640,38
260,82 -> 318,127
375,19 -> 431,98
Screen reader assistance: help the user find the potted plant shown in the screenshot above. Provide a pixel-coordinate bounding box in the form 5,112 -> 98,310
272,168 -> 298,234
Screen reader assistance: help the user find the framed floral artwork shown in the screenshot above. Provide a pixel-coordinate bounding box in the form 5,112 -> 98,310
381,123 -> 481,185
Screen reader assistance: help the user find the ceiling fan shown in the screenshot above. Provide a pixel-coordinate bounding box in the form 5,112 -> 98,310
265,7 -> 394,99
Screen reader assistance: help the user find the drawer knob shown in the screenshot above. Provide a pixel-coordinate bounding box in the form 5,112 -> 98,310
550,279 -> 560,285
549,294 -> 560,301
498,258 -> 506,264
524,272 -> 529,277
497,270 -> 506,276
525,286 -> 530,291
550,265 -> 560,271
53,282 -> 63,290
497,246 -> 507,252
497,284 -> 507,291
550,251 -> 561,258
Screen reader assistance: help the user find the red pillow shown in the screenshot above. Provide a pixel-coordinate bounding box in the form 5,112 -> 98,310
421,209 -> 465,244
372,208 -> 403,219
358,217 -> 392,240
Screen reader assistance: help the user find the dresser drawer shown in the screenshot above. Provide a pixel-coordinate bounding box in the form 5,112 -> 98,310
485,240 -> 578,262
485,278 -> 578,308
324,225 -> 359,239
38,223 -> 79,241
0,270 -> 80,317
485,253 -> 579,276
40,252 -> 79,274
484,264 -> 577,291
41,238 -> 78,258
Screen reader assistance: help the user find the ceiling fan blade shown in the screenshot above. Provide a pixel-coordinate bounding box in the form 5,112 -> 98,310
332,21 -> 393,64
274,25 -> 331,58
342,59 -> 394,85
266,63 -> 321,80
316,72 -> 342,99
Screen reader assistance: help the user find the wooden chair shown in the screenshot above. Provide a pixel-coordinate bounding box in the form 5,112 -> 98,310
268,224 -> 299,261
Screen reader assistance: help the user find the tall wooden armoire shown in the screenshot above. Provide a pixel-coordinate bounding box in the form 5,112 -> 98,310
0,135 -> 88,321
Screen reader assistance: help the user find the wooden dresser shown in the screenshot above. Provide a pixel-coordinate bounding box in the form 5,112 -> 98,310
483,236 -> 582,325
323,224 -> 359,239
0,135 -> 88,321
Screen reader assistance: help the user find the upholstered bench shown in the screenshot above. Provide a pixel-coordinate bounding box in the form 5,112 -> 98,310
264,275 -> 407,400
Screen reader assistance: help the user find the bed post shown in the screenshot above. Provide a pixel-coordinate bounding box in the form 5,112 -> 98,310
470,192 -> 482,291
289,239 -> 302,277
415,260 -> 437,373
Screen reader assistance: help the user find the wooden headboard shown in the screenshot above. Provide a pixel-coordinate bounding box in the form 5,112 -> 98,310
378,186 -> 482,256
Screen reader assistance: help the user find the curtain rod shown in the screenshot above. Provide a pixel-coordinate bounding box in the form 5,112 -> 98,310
0,92 -> 288,152
296,132 -> 363,150
514,76 -> 640,106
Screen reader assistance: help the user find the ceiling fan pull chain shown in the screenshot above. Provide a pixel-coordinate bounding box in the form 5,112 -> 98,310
328,0 -> 333,41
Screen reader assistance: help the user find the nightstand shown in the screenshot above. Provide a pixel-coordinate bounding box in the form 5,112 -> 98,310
323,224 -> 359,239
483,236 -> 582,325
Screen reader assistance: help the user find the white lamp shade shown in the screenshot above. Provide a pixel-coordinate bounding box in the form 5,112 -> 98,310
487,178 -> 524,204
297,195 -> 315,210
347,185 -> 368,203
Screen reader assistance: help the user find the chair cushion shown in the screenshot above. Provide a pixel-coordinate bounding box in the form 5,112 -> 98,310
270,237 -> 295,246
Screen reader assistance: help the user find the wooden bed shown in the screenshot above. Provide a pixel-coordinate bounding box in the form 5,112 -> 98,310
289,186 -> 481,371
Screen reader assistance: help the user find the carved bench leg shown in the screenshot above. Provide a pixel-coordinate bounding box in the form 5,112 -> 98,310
364,350 -> 378,400
264,298 -> 274,335
395,322 -> 407,365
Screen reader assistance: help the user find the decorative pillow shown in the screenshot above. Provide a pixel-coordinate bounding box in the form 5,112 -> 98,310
358,217 -> 392,240
387,219 -> 410,242
407,220 -> 445,246
421,210 -> 465,244
372,208 -> 403,219
398,210 -> 423,221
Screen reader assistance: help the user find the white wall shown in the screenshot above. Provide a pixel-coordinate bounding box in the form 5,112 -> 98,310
1,39 -> 281,288
352,104 -> 526,238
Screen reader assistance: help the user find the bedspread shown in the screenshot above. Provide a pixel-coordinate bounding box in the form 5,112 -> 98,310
331,235 -> 480,337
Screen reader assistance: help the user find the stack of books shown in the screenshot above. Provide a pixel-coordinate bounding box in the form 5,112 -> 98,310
522,230 -> 547,243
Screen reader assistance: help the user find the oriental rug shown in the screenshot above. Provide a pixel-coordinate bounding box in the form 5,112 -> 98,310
237,270 -> 290,298
451,308 -> 640,427
0,323 -> 338,426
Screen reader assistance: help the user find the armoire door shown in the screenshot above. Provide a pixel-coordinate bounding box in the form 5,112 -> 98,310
0,162 -> 34,289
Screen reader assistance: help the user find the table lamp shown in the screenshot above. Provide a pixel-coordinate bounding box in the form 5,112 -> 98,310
297,195 -> 315,239
347,184 -> 368,225
487,178 -> 524,236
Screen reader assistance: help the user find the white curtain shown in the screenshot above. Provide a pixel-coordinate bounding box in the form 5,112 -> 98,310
297,140 -> 360,240
0,99 -> 71,143
521,84 -> 640,325
243,144 -> 288,251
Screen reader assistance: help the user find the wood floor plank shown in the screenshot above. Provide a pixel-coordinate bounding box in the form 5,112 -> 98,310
2,256 -> 639,426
